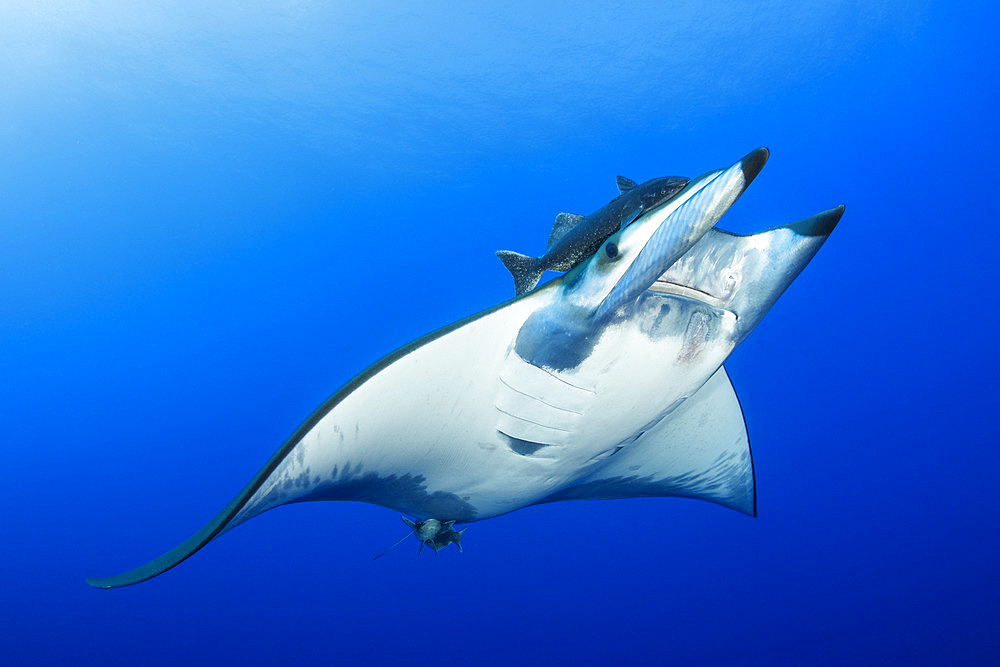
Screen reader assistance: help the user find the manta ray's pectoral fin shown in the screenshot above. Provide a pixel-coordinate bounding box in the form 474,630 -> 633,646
535,366 -> 756,516
616,175 -> 638,193
548,212 -> 585,249
85,445 -> 297,588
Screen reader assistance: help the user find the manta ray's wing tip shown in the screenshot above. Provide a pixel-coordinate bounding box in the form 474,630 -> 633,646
85,574 -> 133,589
740,147 -> 769,185
789,204 -> 845,237
85,569 -> 153,589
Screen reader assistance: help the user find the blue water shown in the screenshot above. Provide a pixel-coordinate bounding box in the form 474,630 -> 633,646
2,2 -> 998,664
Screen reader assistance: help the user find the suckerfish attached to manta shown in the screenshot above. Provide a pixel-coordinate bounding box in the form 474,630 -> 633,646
496,174 -> 689,295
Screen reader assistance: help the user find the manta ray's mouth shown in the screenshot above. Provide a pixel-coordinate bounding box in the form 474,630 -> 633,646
649,280 -> 729,310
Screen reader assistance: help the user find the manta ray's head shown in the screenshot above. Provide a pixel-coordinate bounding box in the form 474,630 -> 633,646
562,148 -> 768,320
652,203 -> 845,347
514,149 -> 768,371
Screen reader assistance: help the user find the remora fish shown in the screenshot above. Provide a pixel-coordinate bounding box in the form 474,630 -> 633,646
88,148 -> 842,588
496,174 -> 689,295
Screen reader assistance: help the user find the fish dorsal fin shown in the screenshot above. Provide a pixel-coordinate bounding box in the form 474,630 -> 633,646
616,175 -> 637,193
548,212 -> 584,249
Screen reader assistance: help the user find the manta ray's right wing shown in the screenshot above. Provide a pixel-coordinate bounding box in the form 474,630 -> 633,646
534,366 -> 756,516
534,205 -> 846,517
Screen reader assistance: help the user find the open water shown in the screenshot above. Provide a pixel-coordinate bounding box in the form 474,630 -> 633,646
1,2 -> 997,664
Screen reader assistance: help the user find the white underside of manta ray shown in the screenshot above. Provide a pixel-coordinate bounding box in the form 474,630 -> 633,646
88,148 -> 843,588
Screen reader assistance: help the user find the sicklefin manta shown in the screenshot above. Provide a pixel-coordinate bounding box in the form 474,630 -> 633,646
88,148 -> 843,587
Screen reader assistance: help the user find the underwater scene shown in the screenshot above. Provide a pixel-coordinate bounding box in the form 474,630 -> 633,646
1,2 -> 997,664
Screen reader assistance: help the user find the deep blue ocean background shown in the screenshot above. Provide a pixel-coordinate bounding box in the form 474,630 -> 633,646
2,2 -> 998,664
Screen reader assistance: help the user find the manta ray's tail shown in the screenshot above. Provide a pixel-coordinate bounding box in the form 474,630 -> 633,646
495,250 -> 544,295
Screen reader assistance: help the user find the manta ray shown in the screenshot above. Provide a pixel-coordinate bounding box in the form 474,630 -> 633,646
88,148 -> 842,588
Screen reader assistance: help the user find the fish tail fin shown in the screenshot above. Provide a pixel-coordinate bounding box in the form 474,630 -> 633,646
495,250 -> 544,295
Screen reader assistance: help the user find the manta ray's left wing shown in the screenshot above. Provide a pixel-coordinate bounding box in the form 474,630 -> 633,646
86,285 -> 561,588
534,365 -> 756,516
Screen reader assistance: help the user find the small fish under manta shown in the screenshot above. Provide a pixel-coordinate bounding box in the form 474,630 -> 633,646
373,518 -> 467,559
87,147 -> 843,588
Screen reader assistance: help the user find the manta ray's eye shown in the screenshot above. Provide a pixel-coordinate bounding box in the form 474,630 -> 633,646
604,242 -> 619,259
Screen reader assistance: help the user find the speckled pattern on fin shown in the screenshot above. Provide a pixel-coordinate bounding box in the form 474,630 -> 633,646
548,212 -> 584,249
616,175 -> 637,193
